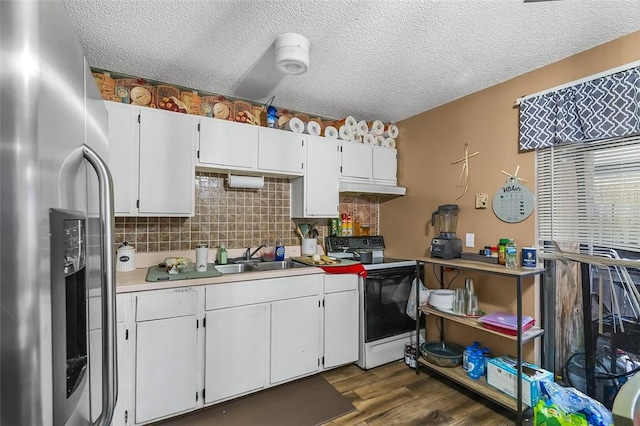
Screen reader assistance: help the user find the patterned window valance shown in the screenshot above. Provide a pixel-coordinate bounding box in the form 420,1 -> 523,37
519,66 -> 640,151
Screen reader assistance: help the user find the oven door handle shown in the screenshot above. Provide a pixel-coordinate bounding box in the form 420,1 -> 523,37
84,145 -> 117,426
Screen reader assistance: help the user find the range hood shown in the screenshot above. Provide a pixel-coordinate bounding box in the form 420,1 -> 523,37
339,180 -> 406,196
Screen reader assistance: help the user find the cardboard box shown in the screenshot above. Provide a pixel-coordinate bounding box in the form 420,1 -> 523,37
486,356 -> 553,407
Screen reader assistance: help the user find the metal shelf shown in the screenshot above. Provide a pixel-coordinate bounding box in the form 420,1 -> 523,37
420,306 -> 544,343
414,258 -> 546,426
417,357 -> 525,412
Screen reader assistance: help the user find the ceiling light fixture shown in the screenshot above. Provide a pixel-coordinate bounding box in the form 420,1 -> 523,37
274,33 -> 310,75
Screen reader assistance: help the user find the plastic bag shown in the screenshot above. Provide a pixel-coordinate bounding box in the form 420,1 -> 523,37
406,278 -> 430,320
541,381 -> 614,426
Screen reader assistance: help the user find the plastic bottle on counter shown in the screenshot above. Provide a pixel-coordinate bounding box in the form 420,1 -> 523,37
217,243 -> 227,265
498,238 -> 509,265
274,239 -> 285,261
467,349 -> 483,380
505,239 -> 517,268
354,216 -> 361,236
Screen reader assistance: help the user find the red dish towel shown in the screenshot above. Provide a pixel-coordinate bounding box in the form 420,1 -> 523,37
319,264 -> 367,278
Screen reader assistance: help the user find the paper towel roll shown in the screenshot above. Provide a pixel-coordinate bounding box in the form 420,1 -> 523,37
363,134 -> 375,145
227,174 -> 265,189
367,120 -> 384,135
383,123 -> 399,138
334,116 -> 357,130
339,125 -> 354,141
323,126 -> 338,139
384,137 -> 396,148
353,132 -> 363,143
355,120 -> 369,136
374,135 -> 385,146
305,120 -> 321,136
285,117 -> 305,133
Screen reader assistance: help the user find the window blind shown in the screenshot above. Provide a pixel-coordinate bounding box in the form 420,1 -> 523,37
537,135 -> 640,254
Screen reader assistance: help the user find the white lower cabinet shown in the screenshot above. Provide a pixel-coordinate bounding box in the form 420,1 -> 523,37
323,274 -> 359,369
270,296 -> 321,384
133,288 -> 201,425
121,272 -> 359,424
204,304 -> 269,404
89,294 -> 131,425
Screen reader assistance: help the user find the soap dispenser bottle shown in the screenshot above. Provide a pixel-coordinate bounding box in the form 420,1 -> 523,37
275,239 -> 285,261
218,243 -> 227,265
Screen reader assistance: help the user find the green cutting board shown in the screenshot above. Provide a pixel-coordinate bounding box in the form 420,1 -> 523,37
145,263 -> 222,282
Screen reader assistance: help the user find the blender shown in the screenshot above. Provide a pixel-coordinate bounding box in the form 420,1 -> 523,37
430,204 -> 462,259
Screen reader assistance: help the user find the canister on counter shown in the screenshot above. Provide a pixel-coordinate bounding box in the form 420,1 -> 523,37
522,247 -> 538,268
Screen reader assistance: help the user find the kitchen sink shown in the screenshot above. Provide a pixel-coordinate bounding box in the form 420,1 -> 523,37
214,264 -> 254,274
214,260 -> 309,274
249,260 -> 305,271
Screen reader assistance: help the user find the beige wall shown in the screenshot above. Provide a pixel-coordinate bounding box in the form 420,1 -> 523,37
381,30 -> 640,358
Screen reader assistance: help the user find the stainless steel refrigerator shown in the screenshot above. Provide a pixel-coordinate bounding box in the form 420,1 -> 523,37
1,1 -> 117,425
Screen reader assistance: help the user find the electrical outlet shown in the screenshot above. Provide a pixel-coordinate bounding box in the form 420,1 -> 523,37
465,233 -> 475,248
475,193 -> 488,209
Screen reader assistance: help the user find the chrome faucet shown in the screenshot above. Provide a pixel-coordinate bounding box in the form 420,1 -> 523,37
244,244 -> 267,261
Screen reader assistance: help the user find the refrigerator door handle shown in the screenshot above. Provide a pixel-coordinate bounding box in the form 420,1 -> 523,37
83,144 -> 117,426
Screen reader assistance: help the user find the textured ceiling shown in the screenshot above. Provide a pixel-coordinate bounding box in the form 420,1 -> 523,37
64,0 -> 640,122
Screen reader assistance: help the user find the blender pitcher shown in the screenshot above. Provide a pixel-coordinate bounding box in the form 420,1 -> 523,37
431,204 -> 459,238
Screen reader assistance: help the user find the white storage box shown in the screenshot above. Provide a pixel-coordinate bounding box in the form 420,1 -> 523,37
486,356 -> 553,407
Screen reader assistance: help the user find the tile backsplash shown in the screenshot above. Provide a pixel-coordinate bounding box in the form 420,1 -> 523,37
115,171 -> 380,253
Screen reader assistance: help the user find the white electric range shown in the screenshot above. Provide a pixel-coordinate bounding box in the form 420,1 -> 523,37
326,236 -> 418,369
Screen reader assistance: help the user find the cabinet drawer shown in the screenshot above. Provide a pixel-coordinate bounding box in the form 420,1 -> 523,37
135,288 -> 198,321
324,274 -> 359,294
206,275 -> 322,310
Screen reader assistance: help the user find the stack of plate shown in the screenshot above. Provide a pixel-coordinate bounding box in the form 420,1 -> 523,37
428,289 -> 455,311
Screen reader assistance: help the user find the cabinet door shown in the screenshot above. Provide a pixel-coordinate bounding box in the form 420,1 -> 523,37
89,324 -> 128,425
135,316 -> 198,424
341,141 -> 372,179
372,146 -> 397,183
204,304 -> 269,403
257,127 -> 304,175
138,108 -> 195,216
105,102 -> 139,215
324,290 -> 359,369
304,136 -> 340,217
198,117 -> 258,170
270,296 -> 321,384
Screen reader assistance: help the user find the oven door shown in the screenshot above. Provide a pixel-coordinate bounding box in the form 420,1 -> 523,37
364,266 -> 416,343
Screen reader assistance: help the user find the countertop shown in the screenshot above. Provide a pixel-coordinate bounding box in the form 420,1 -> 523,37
116,262 -> 326,293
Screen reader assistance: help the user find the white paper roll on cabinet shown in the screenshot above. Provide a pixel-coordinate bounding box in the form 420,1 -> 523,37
334,116 -> 357,130
353,132 -> 363,143
323,125 -> 338,139
385,137 -> 396,148
285,117 -> 305,133
383,124 -> 399,138
367,120 -> 384,135
304,120 -> 321,136
227,174 -> 265,189
363,134 -> 375,145
339,125 -> 354,141
356,120 -> 369,136
374,135 -> 385,146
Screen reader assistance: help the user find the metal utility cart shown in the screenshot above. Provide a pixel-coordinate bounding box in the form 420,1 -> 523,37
414,257 -> 545,425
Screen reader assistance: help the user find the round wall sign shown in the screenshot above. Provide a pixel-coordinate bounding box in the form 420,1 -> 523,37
492,176 -> 535,223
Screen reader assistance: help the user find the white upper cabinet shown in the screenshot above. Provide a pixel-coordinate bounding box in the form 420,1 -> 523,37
105,102 -> 196,217
138,108 -> 196,216
372,145 -> 397,183
341,140 -> 373,179
106,101 -> 139,215
197,117 -> 304,176
257,127 -> 304,175
340,141 -> 399,185
198,117 -> 258,171
291,135 -> 340,218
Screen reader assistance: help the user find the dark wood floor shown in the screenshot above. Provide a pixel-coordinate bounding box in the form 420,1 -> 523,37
322,361 -> 520,425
